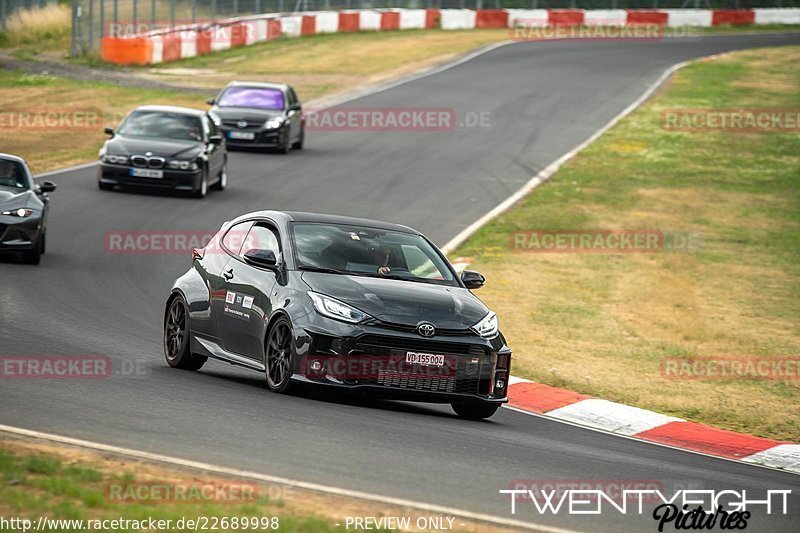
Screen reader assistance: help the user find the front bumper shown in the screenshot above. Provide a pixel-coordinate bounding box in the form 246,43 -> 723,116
221,127 -> 282,149
291,315 -> 512,404
98,163 -> 202,192
0,214 -> 42,251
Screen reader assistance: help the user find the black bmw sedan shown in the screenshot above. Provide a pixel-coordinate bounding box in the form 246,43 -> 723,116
0,154 -> 56,265
207,81 -> 304,153
163,211 -> 511,419
98,105 -> 227,198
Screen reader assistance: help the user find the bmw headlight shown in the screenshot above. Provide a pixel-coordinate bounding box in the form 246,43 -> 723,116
102,154 -> 128,164
168,160 -> 199,171
472,312 -> 499,338
1,208 -> 34,218
264,117 -> 285,129
308,291 -> 370,324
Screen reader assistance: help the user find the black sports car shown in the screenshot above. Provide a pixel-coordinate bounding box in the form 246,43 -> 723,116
164,211 -> 511,419
98,105 -> 227,198
207,81 -> 304,153
0,154 -> 56,265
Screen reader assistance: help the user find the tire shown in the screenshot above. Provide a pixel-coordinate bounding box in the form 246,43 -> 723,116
192,169 -> 208,198
451,402 -> 500,420
292,127 -> 304,150
40,233 -> 46,255
164,295 -> 206,371
22,238 -> 42,265
278,130 -> 291,155
98,182 -> 114,191
210,160 -> 227,191
264,317 -> 295,393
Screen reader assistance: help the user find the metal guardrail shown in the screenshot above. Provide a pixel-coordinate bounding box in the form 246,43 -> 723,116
68,0 -> 797,55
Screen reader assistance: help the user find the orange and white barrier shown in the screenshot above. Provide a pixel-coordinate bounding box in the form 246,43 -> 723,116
102,8 -> 800,66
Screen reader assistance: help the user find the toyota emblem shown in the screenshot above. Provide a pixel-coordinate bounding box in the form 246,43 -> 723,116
417,323 -> 436,337
237,120 -> 248,129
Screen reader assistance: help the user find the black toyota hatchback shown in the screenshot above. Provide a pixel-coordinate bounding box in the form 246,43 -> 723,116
98,105 -> 227,198
207,81 -> 304,153
163,211 -> 511,419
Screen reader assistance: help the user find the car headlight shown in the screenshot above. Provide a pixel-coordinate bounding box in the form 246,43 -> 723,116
264,117 -> 285,129
168,160 -> 199,170
102,154 -> 128,164
308,291 -> 370,324
1,208 -> 34,218
472,312 -> 499,338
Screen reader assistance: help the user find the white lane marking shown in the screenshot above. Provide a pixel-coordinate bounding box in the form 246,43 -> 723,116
0,424 -> 580,533
545,399 -> 683,437
35,161 -> 98,178
441,58 -> 691,254
742,444 -> 800,474
502,405 -> 800,477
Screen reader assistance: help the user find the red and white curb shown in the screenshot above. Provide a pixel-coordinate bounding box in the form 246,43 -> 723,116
506,376 -> 800,474
102,8 -> 800,65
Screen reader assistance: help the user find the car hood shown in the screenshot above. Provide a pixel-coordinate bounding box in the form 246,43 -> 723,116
103,136 -> 202,158
301,272 -> 489,330
0,188 -> 37,210
211,106 -> 283,123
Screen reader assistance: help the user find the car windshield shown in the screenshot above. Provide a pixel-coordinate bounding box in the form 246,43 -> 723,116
292,223 -> 457,286
217,87 -> 285,110
0,159 -> 30,190
117,111 -> 203,142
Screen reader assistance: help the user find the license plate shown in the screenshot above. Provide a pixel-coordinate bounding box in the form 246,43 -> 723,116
228,131 -> 255,140
405,351 -> 445,366
129,168 -> 163,179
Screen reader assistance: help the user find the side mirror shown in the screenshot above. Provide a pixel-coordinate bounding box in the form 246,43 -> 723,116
209,134 -> 223,145
243,249 -> 279,271
289,103 -> 301,111
461,270 -> 485,289
38,180 -> 57,193
104,127 -> 114,137
206,98 -> 216,105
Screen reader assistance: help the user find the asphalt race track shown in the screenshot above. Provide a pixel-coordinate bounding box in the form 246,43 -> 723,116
2,33 -> 800,532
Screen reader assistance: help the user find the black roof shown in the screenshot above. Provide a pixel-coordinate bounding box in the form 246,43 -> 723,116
238,210 -> 418,234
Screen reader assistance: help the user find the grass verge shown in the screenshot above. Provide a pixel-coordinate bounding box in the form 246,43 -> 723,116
0,438 -> 506,533
455,46 -> 800,441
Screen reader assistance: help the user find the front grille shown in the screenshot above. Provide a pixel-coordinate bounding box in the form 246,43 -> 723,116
356,334 -> 485,356
130,155 -> 166,169
367,320 -> 476,337
352,335 -> 485,394
377,371 -> 456,393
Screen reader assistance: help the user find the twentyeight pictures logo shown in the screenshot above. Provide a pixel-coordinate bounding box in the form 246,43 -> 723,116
499,488 -> 792,531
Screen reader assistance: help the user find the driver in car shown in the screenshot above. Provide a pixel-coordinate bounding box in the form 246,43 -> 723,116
371,244 -> 391,275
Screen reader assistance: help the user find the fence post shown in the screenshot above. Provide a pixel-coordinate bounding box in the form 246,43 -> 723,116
133,0 -> 137,28
233,0 -> 238,16
89,0 -> 94,53
212,0 -> 216,22
1,0 -> 6,30
170,0 -> 175,28
71,0 -> 78,56
192,0 -> 196,24
100,0 -> 104,40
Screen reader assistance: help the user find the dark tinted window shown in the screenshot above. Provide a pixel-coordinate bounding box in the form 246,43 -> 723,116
221,221 -> 254,256
292,223 -> 456,286
241,224 -> 280,258
118,111 -> 203,142
0,159 -> 29,189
